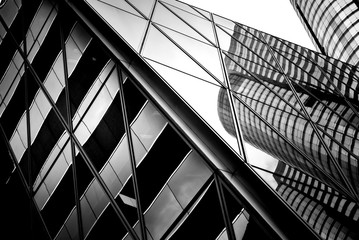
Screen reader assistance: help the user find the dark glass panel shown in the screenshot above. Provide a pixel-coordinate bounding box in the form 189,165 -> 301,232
3,170 -> 48,239
86,205 -> 127,240
82,93 -> 125,171
121,125 -> 190,210
123,79 -> 147,123
68,40 -> 110,117
242,217 -> 271,240
0,0 -> 41,78
19,109 -> 65,183
169,182 -> 225,239
31,16 -> 62,82
75,150 -> 94,197
41,166 -> 75,237
115,194 -> 138,227
0,126 -> 13,184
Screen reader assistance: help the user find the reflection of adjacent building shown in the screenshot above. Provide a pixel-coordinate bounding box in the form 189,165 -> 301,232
274,161 -> 359,240
289,0 -> 359,67
218,24 -> 359,239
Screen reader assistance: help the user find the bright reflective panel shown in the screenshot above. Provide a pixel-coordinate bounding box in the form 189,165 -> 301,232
85,0 -> 147,51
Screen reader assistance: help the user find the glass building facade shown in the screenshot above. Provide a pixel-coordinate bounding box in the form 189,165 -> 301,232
289,0 -> 359,67
0,0 -> 358,240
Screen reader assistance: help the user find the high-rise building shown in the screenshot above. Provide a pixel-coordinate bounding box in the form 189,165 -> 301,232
217,22 -> 359,240
0,0 -> 358,240
289,0 -> 359,67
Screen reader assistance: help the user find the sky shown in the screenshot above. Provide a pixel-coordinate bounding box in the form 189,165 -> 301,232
180,0 -> 316,51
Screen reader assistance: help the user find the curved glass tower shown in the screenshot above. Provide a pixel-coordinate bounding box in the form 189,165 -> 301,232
290,0 -> 359,67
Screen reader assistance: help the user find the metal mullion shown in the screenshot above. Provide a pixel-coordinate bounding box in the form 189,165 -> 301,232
138,0 -> 158,54
0,14 -> 141,240
258,31 -> 359,202
210,13 -> 247,160
152,23 -> 224,87
0,123 -> 52,239
214,173 -> 236,240
159,1 -> 217,47
21,3 -> 35,237
230,92 -> 356,201
117,66 -> 147,240
58,5 -> 84,239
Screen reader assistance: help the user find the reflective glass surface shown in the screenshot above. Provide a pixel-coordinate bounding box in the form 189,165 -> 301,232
2,0 -> 359,240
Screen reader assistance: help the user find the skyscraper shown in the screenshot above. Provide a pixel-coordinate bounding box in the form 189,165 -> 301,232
0,0 -> 358,240
217,13 -> 359,240
289,0 -> 359,66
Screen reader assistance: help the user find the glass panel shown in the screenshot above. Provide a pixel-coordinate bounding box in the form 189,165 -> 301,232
131,129 -> 147,165
66,37 -> 82,76
85,179 -> 110,218
144,185 -> 182,239
82,79 -> 113,132
99,0 -> 143,17
163,1 -> 216,44
85,0 -> 147,51
100,162 -> 122,197
233,212 -> 249,239
153,3 -> 212,45
65,208 -> 78,240
131,102 -> 167,150
44,68 -> 64,103
168,151 -> 212,208
109,135 -> 132,185
30,1 -> 53,39
142,26 -> 220,86
34,183 -> 50,210
157,25 -> 223,82
145,59 -> 241,157
127,0 -> 155,17
71,23 -> 92,53
53,52 -> 65,86
29,101 -> 44,143
80,196 -> 97,236
44,153 -> 69,195
0,0 -> 19,27
169,182 -> 225,239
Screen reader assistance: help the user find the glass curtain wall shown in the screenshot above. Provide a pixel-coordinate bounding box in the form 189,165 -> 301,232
82,0 -> 359,239
0,0 -> 271,239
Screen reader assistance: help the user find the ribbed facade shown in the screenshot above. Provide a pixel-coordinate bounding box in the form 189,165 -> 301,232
1,0 -> 359,240
290,0 -> 359,67
217,22 -> 359,240
274,162 -> 359,240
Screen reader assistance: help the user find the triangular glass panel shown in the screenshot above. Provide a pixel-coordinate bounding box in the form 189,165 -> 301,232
163,1 -> 216,44
161,0 -> 207,20
127,0 -> 155,17
95,0 -> 142,17
157,24 -> 224,83
86,0 -> 147,51
142,26 -> 221,86
145,58 -> 241,156
191,6 -> 211,20
152,3 -> 212,46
